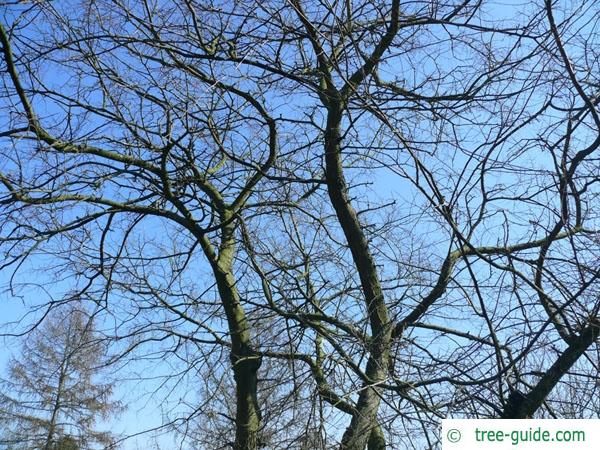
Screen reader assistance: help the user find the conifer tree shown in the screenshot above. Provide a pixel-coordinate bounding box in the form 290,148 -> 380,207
0,307 -> 119,450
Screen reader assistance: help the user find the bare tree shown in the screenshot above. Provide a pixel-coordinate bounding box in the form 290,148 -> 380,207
1,1 -> 599,449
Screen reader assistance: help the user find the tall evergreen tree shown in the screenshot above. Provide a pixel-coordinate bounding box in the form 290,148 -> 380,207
0,306 -> 119,450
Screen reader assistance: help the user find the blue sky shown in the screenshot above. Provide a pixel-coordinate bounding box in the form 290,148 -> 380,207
1,0 -> 600,448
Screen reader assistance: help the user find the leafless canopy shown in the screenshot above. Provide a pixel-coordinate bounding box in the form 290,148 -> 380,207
1,0 -> 600,449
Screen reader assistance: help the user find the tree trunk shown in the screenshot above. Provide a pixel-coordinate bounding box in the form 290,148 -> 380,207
204,228 -> 262,450
44,360 -> 68,450
324,103 -> 392,450
502,319 -> 600,418
367,423 -> 386,450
